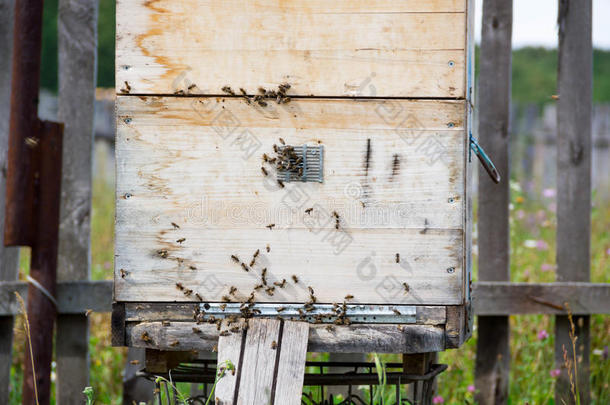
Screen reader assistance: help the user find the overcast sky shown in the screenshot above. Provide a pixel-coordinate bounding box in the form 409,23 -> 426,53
474,0 -> 610,49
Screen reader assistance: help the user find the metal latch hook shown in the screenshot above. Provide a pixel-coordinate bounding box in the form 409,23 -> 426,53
469,133 -> 501,184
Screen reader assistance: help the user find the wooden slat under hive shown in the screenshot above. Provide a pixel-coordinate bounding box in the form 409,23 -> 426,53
116,0 -> 467,98
114,97 -> 466,305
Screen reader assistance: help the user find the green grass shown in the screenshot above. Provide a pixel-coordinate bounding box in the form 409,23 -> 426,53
8,173 -> 609,404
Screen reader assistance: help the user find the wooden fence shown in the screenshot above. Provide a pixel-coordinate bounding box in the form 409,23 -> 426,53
0,0 -> 608,404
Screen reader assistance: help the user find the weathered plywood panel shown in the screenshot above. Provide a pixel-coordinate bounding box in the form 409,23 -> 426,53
115,97 -> 465,305
116,0 -> 466,97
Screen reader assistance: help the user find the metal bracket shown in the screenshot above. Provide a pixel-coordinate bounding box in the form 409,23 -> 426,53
197,303 -> 417,324
469,133 -> 501,184
277,144 -> 324,183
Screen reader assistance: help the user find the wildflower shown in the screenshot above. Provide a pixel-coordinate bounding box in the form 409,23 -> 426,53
543,188 -> 556,198
467,385 -> 475,393
432,396 -> 444,404
523,240 -> 537,248
550,369 -> 561,378
541,263 -> 556,272
515,196 -> 524,203
536,240 -> 549,251
606,248 -> 610,256
537,329 -> 549,340
516,209 -> 525,220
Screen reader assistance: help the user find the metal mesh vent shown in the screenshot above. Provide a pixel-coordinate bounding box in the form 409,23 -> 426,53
277,144 -> 324,183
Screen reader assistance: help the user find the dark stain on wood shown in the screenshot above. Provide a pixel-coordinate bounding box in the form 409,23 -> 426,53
364,138 -> 372,177
389,153 -> 400,181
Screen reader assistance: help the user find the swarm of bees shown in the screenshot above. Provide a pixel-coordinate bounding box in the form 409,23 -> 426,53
221,83 -> 291,107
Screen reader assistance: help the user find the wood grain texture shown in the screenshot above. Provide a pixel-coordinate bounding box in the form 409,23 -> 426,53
215,327 -> 244,405
0,1 -> 20,401
55,0 -> 98,401
116,0 -> 466,98
124,321 -> 445,354
475,1 -> 512,404
273,321 -> 308,405
555,2 -> 592,404
115,96 -> 466,305
236,319 -> 281,405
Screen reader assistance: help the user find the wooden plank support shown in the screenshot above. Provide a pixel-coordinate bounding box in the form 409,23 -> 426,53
555,1 -> 593,404
215,327 -> 245,404
0,0 -> 20,401
475,1 -> 512,404
55,0 -> 98,401
272,321 -> 309,405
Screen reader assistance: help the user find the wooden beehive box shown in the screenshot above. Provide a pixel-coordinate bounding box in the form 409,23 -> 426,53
113,0 -> 474,352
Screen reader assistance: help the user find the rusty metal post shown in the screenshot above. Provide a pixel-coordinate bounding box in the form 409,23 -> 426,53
4,0 -> 64,404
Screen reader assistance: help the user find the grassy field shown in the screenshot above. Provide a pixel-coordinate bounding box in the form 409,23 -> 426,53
8,163 -> 609,404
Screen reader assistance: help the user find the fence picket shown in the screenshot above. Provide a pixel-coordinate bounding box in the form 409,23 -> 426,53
475,1 -> 513,404
55,0 -> 99,402
555,1 -> 593,404
0,0 -> 21,402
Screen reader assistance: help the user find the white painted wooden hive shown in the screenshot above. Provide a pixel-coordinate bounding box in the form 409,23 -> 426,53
113,0 -> 475,350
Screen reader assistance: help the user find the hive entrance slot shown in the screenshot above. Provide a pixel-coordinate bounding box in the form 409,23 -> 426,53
276,144 -> 324,183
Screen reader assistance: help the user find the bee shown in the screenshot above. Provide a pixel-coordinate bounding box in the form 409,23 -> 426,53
258,87 -> 266,94
157,249 -> 168,258
392,309 -> 402,315
162,320 -> 170,326
220,330 -> 230,337
332,211 -> 339,219
335,219 -> 340,230
239,88 -> 247,96
130,360 -> 140,365
308,286 -> 315,295
241,263 -> 250,272
176,283 -> 184,290
305,208 -> 313,215
249,258 -> 256,267
271,341 -> 277,349
221,86 -> 235,95
397,325 -> 405,331
229,286 -> 237,295
343,317 -> 352,325
266,244 -> 270,253
174,89 -> 185,95
195,293 -> 203,301
396,253 -> 400,263
189,265 -> 197,270
254,284 -> 264,290
231,255 -> 240,263
219,303 -> 227,311
183,289 -> 193,296
345,294 -> 354,300
120,81 -> 131,94
266,224 -> 275,230
261,166 -> 268,176
402,282 -> 410,293
223,296 -> 233,303
140,332 -> 151,342
279,83 -> 291,92
325,325 -> 335,332
265,286 -> 275,296
176,238 -> 186,244
291,275 -> 299,284
276,306 -> 286,313
187,84 -> 196,91
171,222 -> 180,229
273,279 -> 287,288
277,179 -> 285,188
120,269 -> 128,278
273,144 -> 279,153
253,249 -> 260,258
262,153 -> 270,162
85,309 -> 93,317
212,345 -> 218,352
257,99 -> 268,107
230,326 -> 240,333
279,138 -> 285,145
192,327 -> 201,333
